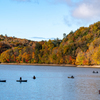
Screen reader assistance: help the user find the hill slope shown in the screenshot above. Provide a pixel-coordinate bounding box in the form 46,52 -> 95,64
1,21 -> 100,65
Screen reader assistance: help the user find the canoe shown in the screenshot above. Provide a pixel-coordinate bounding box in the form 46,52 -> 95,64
16,80 -> 27,82
93,71 -> 98,73
0,80 -> 6,82
68,76 -> 74,79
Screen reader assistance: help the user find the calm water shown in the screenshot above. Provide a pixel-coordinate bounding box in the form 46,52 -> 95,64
0,65 -> 100,100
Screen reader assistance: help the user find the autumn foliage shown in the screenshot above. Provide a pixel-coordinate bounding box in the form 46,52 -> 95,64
1,21 -> 100,65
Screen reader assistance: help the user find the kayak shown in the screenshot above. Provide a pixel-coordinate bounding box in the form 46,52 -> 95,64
0,80 -> 6,82
16,80 -> 27,82
93,71 -> 98,73
68,76 -> 74,79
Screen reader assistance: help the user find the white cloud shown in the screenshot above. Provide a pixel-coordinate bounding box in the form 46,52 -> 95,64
31,37 -> 55,41
73,3 -> 93,19
72,0 -> 100,21
52,0 -> 100,21
57,0 -> 100,27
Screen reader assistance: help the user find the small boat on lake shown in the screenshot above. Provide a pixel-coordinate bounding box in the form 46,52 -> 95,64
93,71 -> 98,73
33,76 -> 36,79
16,77 -> 27,82
16,80 -> 27,82
68,76 -> 74,79
0,80 -> 6,82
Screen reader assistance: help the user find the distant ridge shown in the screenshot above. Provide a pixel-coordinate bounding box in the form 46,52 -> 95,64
0,21 -> 100,66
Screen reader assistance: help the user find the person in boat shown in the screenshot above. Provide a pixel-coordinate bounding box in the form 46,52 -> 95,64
20,77 -> 22,80
71,76 -> 74,78
93,71 -> 98,73
33,76 -> 36,79
93,71 -> 95,73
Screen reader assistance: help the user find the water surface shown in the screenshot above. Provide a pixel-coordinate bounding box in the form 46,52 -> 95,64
0,65 -> 100,100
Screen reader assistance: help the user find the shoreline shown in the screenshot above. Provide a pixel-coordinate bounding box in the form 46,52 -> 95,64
77,65 -> 100,68
1,63 -> 100,68
0,63 -> 76,67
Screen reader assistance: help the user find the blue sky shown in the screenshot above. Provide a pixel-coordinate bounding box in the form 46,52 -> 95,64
0,0 -> 100,41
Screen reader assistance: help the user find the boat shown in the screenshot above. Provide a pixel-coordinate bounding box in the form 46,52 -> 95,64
33,76 -> 36,79
0,80 -> 6,82
68,76 -> 74,79
93,71 -> 98,73
16,80 -> 27,82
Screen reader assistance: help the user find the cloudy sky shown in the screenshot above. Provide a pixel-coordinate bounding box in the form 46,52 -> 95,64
0,0 -> 100,41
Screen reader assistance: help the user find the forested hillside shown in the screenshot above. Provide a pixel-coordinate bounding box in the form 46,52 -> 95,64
1,21 -> 100,65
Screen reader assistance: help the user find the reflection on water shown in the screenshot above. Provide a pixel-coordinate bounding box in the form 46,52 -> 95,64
0,65 -> 100,100
74,78 -> 99,100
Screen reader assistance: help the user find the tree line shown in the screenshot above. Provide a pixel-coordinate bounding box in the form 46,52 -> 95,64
1,21 -> 100,65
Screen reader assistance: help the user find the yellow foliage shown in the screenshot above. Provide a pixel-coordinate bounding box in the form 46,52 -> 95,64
75,51 -> 85,65
60,58 -> 64,64
32,52 -> 35,59
92,46 -> 100,64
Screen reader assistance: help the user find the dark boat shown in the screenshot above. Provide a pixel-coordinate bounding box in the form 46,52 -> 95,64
0,80 -> 6,82
16,80 -> 27,82
16,77 -> 27,82
33,76 -> 36,79
68,76 -> 74,79
93,71 -> 98,73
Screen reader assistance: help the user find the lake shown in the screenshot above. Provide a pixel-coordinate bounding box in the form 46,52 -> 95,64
0,65 -> 100,100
